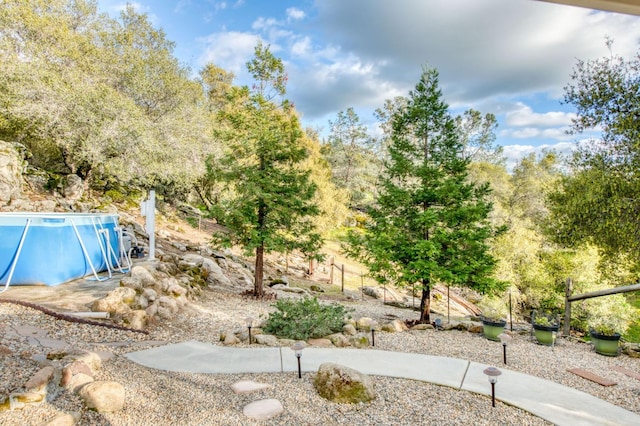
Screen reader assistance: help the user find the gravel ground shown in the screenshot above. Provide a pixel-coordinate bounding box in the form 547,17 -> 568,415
1,287 -> 639,426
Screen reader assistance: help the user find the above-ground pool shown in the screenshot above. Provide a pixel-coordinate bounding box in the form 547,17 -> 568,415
0,213 -> 124,287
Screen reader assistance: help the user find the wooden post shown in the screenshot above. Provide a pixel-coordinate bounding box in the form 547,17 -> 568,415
341,264 -> 345,293
563,278 -> 573,337
329,257 -> 334,285
309,258 -> 314,276
361,274 -> 364,301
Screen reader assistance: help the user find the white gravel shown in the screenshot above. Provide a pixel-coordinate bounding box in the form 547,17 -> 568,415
1,287 -> 639,426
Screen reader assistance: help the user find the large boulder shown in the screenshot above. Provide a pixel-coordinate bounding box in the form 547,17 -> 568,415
313,363 -> 375,404
91,287 -> 136,315
0,141 -> 24,204
200,257 -> 231,287
78,381 -> 125,412
62,174 -> 84,200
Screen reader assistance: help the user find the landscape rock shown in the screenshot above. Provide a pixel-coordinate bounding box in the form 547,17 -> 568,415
342,324 -> 357,336
356,317 -> 374,331
307,338 -> 334,347
0,141 -> 24,204
349,334 -> 371,348
78,381 -> 125,413
62,373 -> 93,393
243,398 -> 284,421
91,287 -> 136,315
130,266 -> 156,287
327,333 -> 351,347
223,332 -> 240,346
66,351 -> 102,375
313,363 -> 376,404
126,310 -> 147,330
202,257 -> 232,287
43,411 -> 81,426
385,319 -> 409,332
623,342 -> 640,358
62,174 -> 83,200
255,334 -> 279,347
24,366 -> 55,392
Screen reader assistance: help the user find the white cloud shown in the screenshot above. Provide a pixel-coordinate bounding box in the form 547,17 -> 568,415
291,37 -> 311,56
197,32 -> 260,75
252,17 -> 278,31
286,7 -> 305,21
505,103 -> 576,127
314,0 -> 640,105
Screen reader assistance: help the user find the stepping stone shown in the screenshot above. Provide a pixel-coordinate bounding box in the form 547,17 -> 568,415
230,380 -> 272,394
243,398 -> 283,420
612,366 -> 640,381
567,368 -> 617,386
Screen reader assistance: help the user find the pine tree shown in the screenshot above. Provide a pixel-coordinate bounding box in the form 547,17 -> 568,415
211,43 -> 321,297
346,66 -> 503,322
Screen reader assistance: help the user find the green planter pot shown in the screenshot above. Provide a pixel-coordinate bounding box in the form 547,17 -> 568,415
533,323 -> 559,346
482,319 -> 506,341
590,331 -> 621,357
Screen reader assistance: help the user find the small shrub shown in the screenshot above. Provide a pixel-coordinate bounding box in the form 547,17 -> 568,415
263,297 -> 352,340
585,294 -> 633,336
477,296 -> 508,322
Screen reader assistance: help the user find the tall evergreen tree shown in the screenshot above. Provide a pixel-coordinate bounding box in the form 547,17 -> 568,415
346,66 -> 503,322
211,43 -> 321,297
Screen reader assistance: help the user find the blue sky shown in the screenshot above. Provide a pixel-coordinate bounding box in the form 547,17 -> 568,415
96,0 -> 640,169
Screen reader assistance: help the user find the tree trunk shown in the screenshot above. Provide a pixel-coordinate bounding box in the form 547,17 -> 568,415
419,279 -> 431,323
254,244 -> 265,297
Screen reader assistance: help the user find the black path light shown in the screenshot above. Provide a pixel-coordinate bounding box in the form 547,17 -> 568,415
291,341 -> 306,378
245,316 -> 254,344
370,321 -> 378,346
498,333 -> 512,365
483,366 -> 502,407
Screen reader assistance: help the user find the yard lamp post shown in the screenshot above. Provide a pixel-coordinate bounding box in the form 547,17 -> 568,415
291,341 -> 305,379
498,333 -> 512,365
483,367 -> 502,407
370,321 -> 378,347
245,316 -> 254,345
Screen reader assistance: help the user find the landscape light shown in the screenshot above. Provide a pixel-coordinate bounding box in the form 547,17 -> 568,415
245,316 -> 254,344
498,333 -> 512,365
291,341 -> 305,378
370,321 -> 378,347
483,366 -> 502,407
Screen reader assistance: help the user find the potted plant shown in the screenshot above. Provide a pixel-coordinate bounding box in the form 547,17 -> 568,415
532,312 -> 559,346
478,296 -> 508,341
586,295 -> 632,357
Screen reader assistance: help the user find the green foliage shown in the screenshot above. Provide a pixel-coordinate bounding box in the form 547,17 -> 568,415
344,66 -> 503,323
583,294 -> 634,336
0,0 -> 215,196
533,311 -> 559,327
549,42 -> 640,267
323,107 -> 381,210
477,296 -> 508,321
262,297 -> 352,340
210,45 -> 322,296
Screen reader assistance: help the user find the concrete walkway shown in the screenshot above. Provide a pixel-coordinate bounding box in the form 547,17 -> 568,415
125,341 -> 640,426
